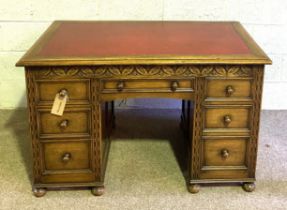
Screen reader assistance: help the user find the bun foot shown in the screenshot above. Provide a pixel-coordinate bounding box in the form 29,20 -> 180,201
91,186 -> 105,196
188,184 -> 200,194
242,182 -> 256,192
33,188 -> 46,197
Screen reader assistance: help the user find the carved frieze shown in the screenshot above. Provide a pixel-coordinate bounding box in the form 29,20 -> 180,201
32,65 -> 253,79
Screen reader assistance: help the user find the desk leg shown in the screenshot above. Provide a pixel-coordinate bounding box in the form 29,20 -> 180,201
189,77 -> 205,193
91,79 -> 106,195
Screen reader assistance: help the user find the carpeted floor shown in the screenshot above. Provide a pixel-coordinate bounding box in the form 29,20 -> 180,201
0,109 -> 286,210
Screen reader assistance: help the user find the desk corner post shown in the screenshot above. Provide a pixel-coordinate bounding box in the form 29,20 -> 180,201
189,76 -> 205,193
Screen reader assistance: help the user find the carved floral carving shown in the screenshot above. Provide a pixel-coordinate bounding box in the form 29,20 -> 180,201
33,65 -> 253,79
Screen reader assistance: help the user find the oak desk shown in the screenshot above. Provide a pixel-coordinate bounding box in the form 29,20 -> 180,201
16,21 -> 271,197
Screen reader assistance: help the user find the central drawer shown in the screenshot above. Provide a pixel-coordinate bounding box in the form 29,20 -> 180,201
101,79 -> 194,93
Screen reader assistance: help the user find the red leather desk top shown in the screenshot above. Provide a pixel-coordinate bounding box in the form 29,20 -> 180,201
39,22 -> 250,56
17,21 -> 271,66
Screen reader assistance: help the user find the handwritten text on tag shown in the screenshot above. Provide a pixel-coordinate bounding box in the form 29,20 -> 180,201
51,93 -> 67,116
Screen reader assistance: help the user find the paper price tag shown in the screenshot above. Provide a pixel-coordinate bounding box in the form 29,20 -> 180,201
51,93 -> 67,116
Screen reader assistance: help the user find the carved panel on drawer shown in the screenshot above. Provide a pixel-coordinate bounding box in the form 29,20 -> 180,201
203,105 -> 252,134
36,79 -> 91,105
37,108 -> 91,138
42,140 -> 91,172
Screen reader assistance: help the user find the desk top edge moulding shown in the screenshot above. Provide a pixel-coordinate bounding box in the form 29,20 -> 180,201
16,21 -> 271,197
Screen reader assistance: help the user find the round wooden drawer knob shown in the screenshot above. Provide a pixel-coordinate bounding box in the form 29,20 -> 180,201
221,149 -> 229,158
223,115 -> 232,126
225,85 -> 234,97
62,153 -> 72,162
117,81 -> 125,91
171,81 -> 179,91
59,89 -> 68,98
59,119 -> 69,129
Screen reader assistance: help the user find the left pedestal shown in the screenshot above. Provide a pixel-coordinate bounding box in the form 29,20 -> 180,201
25,67 -> 113,197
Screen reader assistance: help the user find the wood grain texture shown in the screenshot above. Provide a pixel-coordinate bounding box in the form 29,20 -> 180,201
25,68 -> 42,183
199,169 -> 248,179
42,140 -> 91,171
40,172 -> 95,183
203,138 -> 247,166
102,79 -> 194,92
188,65 -> 265,189
37,108 -> 91,138
24,65 -> 267,194
248,66 -> 264,178
36,79 -> 91,105
190,77 -> 205,179
100,92 -> 195,101
18,22 -> 270,195
91,79 -> 103,181
206,79 -> 252,98
204,106 -> 251,129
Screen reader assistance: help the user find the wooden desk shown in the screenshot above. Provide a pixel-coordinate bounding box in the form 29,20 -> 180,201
16,21 -> 271,197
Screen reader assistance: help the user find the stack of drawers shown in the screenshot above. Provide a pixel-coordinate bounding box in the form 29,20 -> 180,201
201,78 -> 252,179
34,79 -> 96,184
188,70 -> 262,193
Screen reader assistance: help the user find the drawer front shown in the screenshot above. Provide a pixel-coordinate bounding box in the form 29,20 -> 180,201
206,79 -> 251,98
36,80 -> 90,104
37,108 -> 91,138
204,106 -> 251,129
199,138 -> 248,179
203,138 -> 247,167
102,79 -> 194,93
42,141 -> 91,171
